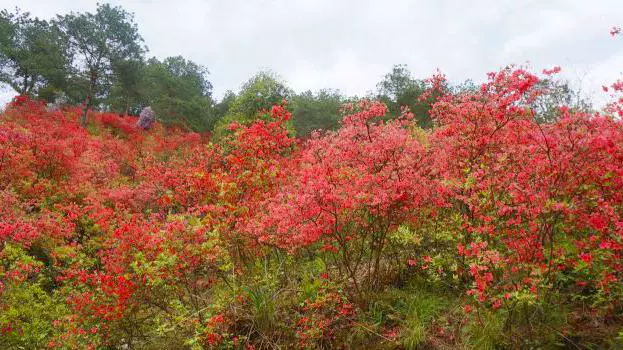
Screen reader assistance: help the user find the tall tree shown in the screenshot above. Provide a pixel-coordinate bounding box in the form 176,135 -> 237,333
376,64 -> 433,128
290,89 -> 344,137
531,78 -> 592,123
213,71 -> 293,140
214,90 -> 237,121
108,58 -> 145,115
56,3 -> 145,126
141,56 -> 216,131
0,8 -> 71,98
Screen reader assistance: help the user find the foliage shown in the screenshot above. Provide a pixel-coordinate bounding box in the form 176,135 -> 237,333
213,71 -> 293,140
1,61 -> 622,349
141,56 -> 217,131
531,67 -> 592,123
290,89 -> 344,137
249,100 -> 432,305
108,58 -> 145,115
376,64 -> 437,128
56,3 -> 145,125
0,8 -> 71,97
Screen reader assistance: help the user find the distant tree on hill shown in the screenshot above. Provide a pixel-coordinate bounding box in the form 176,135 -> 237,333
0,8 -> 72,99
290,89 -> 344,137
376,64 -> 434,128
141,56 -> 217,131
213,71 -> 293,140
531,77 -> 592,123
108,58 -> 145,116
56,3 -> 145,126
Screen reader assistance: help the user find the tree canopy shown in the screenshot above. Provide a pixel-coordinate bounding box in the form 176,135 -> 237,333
56,3 -> 145,125
290,89 -> 344,137
212,71 -> 293,140
140,56 -> 217,131
0,4 -> 595,135
376,64 -> 434,128
0,9 -> 71,98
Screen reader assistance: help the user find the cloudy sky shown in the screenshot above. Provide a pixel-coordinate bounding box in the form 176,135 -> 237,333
1,0 -> 622,105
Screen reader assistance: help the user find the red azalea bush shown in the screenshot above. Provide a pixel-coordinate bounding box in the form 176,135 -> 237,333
247,100 -> 435,304
426,67 -> 623,310
1,66 -> 623,348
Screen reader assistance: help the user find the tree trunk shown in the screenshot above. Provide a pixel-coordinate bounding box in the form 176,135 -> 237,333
28,77 -> 35,93
81,95 -> 91,127
21,75 -> 28,95
81,70 -> 97,127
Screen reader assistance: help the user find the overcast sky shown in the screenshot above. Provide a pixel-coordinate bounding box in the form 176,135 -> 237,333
1,0 -> 622,105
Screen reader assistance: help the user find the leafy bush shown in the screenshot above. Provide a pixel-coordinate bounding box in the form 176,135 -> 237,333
1,67 -> 623,348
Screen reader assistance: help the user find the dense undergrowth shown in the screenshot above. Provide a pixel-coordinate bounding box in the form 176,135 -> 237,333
1,67 -> 623,349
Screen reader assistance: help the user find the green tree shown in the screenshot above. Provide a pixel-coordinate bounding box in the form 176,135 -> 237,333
531,78 -> 592,123
290,89 -> 344,137
0,8 -> 71,99
141,56 -> 216,131
214,89 -> 237,120
56,3 -> 145,126
376,64 -> 433,128
108,58 -> 145,115
213,71 -> 293,140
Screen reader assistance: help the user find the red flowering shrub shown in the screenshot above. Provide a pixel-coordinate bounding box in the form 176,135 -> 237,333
427,67 -> 623,310
295,288 -> 355,348
217,103 -> 296,263
247,100 -> 434,303
1,67 -> 622,348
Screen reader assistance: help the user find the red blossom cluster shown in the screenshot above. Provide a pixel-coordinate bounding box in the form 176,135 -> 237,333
1,64 -> 623,347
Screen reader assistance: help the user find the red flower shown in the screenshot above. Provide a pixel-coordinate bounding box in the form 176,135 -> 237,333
579,253 -> 593,264
542,66 -> 561,75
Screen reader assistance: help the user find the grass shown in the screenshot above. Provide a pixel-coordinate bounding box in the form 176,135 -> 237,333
361,279 -> 456,349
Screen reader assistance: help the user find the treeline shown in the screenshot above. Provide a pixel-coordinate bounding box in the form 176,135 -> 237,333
0,4 -> 589,135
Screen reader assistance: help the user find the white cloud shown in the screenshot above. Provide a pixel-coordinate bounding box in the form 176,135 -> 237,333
502,10 -> 575,55
0,0 -> 621,107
